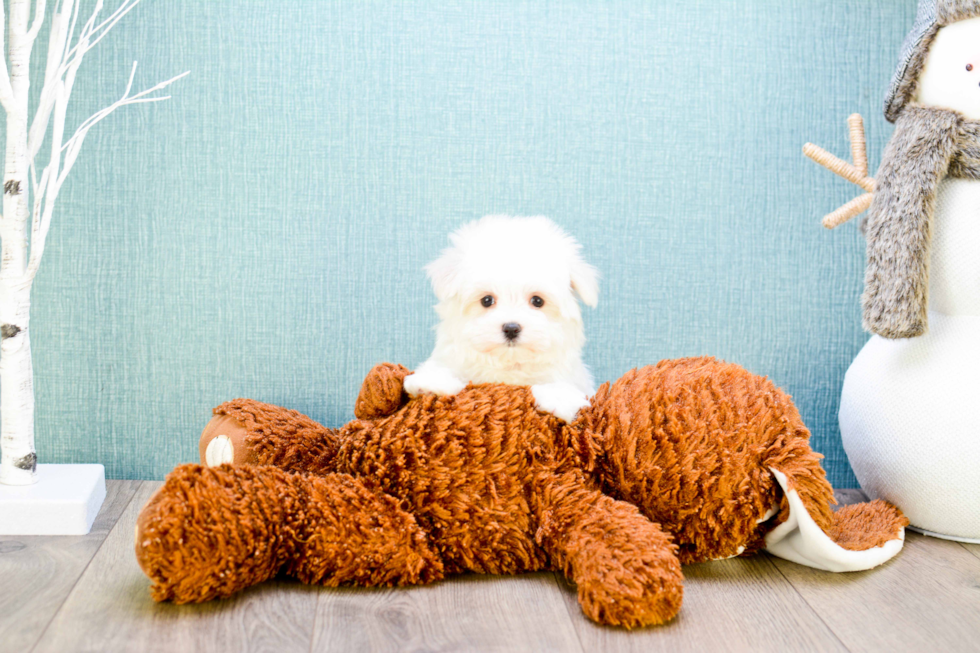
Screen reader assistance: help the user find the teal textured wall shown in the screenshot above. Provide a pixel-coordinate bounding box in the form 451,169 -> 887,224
22,0 -> 917,484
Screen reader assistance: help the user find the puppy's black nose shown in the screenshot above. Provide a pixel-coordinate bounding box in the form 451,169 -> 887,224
502,322 -> 522,341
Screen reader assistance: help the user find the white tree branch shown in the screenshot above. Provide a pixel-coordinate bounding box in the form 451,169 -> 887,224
30,0 -> 81,161
62,0 -> 142,66
26,0 -> 48,43
27,62 -> 189,279
24,0 -> 189,281
59,67 -> 188,172
0,2 -> 16,112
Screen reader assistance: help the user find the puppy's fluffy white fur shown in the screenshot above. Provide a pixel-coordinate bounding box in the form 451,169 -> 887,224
404,215 -> 599,422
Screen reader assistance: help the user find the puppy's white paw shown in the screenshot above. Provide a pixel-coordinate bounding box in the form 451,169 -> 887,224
404,367 -> 467,398
531,382 -> 590,423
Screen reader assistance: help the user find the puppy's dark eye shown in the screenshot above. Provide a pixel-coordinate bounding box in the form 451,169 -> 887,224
968,63 -> 974,72
530,295 -> 545,308
481,295 -> 495,308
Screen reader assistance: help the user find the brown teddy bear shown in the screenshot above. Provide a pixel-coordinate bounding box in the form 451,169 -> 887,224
134,357 -> 907,628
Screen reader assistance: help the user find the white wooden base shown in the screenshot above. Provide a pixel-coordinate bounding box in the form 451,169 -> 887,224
0,464 -> 106,535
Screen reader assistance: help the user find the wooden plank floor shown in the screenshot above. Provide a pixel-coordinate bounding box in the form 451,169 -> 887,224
2,482 -> 978,653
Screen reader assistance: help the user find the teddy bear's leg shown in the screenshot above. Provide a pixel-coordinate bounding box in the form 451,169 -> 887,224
534,472 -> 684,628
135,464 -> 444,603
200,364 -> 412,472
199,399 -> 341,473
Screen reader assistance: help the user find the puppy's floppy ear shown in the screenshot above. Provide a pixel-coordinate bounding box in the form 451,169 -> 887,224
570,256 -> 599,308
424,246 -> 463,302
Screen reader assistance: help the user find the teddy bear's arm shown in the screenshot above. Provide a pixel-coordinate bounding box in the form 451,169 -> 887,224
200,364 -> 415,472
533,470 -> 684,628
354,362 -> 413,419
136,464 -> 445,603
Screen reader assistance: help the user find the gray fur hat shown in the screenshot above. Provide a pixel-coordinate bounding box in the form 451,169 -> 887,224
884,0 -> 980,122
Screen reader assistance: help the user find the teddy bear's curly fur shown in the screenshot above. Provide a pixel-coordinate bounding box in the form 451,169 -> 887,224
135,357 -> 906,628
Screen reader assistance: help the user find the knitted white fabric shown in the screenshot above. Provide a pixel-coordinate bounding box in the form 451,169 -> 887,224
929,179 -> 980,316
840,308 -> 980,542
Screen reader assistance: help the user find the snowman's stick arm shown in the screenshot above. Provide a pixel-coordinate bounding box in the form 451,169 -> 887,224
822,192 -> 874,229
803,113 -> 877,229
848,114 -> 869,176
803,143 -> 876,193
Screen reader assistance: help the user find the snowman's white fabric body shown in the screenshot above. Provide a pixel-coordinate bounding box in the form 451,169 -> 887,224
839,16 -> 980,543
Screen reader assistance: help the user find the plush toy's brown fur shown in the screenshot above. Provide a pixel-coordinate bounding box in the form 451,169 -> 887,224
136,358 -> 906,628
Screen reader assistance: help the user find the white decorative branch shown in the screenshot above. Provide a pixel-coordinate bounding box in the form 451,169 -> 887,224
28,63 -> 188,279
0,3 -> 15,112
26,0 -> 48,43
0,0 -> 187,485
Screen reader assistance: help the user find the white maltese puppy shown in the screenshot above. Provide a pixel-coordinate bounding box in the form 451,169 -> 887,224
403,215 -> 599,422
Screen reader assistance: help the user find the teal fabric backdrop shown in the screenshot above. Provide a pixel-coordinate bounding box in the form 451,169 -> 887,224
21,0 -> 917,484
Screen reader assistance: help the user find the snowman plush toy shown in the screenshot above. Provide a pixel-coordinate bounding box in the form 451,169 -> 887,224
837,0 -> 980,542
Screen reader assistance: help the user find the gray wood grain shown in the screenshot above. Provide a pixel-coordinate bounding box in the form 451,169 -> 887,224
32,482 -> 320,653
557,555 -> 846,653
961,542 -> 980,562
0,479 -> 139,653
773,531 -> 980,653
16,480 -> 980,653
311,572 -> 583,653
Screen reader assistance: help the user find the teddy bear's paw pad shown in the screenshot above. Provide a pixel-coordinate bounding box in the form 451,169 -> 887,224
199,414 -> 250,467
764,468 -> 906,572
205,435 -> 234,466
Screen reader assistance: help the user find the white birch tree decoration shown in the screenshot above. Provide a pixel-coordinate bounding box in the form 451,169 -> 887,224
0,0 -> 187,487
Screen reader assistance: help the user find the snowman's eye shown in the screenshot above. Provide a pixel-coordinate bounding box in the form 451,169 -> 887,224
968,64 -> 974,72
